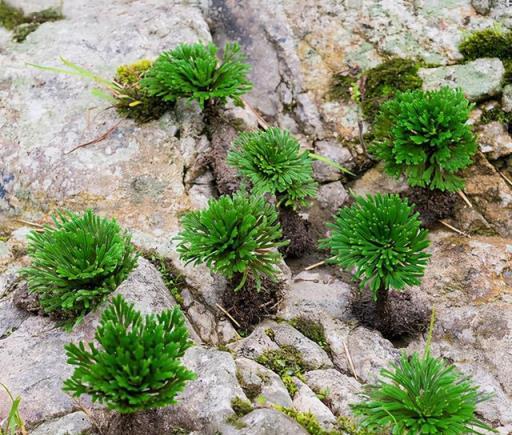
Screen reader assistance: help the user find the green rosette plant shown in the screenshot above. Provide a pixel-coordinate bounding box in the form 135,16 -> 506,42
141,41 -> 253,108
322,193 -> 430,324
22,209 -> 137,318
175,191 -> 287,290
227,127 -> 318,209
63,295 -> 195,413
371,87 -> 477,192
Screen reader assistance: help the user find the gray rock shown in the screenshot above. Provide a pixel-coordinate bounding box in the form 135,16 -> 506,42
30,411 -> 92,435
168,346 -> 248,433
471,0 -> 494,15
316,182 -> 349,214
305,369 -> 362,417
478,121 -> 512,160
228,327 -> 280,360
419,58 -> 505,102
0,0 -> 211,255
279,270 -> 352,321
313,140 -> 354,182
187,301 -> 219,345
0,258 -> 196,426
351,163 -> 408,197
235,357 -> 293,407
502,84 -> 512,112
262,321 -> 333,370
227,409 -> 309,435
346,327 -> 399,383
292,378 -> 337,429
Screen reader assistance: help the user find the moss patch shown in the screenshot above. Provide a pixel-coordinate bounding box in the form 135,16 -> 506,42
0,1 -> 63,42
256,345 -> 308,378
329,73 -> 356,101
275,406 -> 370,435
142,250 -> 185,306
361,58 -> 423,123
289,317 -> 330,354
480,106 -> 512,125
231,396 -> 253,417
114,60 -> 173,124
459,27 -> 512,83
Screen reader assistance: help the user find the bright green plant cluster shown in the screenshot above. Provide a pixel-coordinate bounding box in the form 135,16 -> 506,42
22,209 -> 137,318
141,42 -> 252,108
371,87 -> 477,191
352,332 -> 494,434
64,295 -> 195,413
227,128 -> 317,209
323,193 -> 430,297
176,191 -> 287,290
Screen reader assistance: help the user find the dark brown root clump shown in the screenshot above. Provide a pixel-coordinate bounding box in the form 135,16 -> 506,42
402,187 -> 458,228
205,111 -> 242,196
222,274 -> 284,332
279,207 -> 315,258
350,290 -> 430,340
94,408 -> 191,435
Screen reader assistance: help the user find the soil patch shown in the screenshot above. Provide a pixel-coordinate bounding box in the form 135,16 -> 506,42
351,289 -> 430,340
402,187 -> 458,229
222,274 -> 284,332
279,207 -> 315,259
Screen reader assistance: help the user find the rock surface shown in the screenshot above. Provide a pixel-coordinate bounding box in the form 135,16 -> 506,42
419,58 -> 505,101
0,258 -> 191,427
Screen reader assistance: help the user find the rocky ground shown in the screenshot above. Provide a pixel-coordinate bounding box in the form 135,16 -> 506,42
1,0 -> 512,434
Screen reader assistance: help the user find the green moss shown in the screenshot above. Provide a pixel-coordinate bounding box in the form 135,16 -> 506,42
275,406 -> 371,435
256,345 -> 308,378
361,58 -> 423,123
459,27 -> 512,61
114,60 -> 173,123
226,414 -> 247,429
459,27 -> 512,84
142,250 -> 185,306
0,1 -> 63,42
264,327 -> 276,341
289,317 -> 330,353
330,73 -> 356,101
480,106 -> 512,125
0,0 -> 24,30
231,396 -> 253,417
281,375 -> 298,397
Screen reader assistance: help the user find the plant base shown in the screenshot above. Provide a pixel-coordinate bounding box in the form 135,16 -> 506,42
350,289 -> 430,340
402,187 -> 458,229
205,111 -> 242,196
222,274 -> 284,332
278,207 -> 314,258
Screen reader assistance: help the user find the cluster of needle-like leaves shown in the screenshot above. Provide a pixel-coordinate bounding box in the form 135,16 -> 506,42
141,42 -> 252,108
371,87 -> 477,191
322,193 -> 430,298
352,333 -> 494,434
64,295 -> 195,413
227,127 -> 317,209
176,191 -> 287,290
22,210 -> 137,318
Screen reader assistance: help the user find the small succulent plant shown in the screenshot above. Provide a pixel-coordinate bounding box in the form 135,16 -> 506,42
64,295 -> 195,413
371,87 -> 477,192
352,314 -> 494,434
176,191 -> 287,290
22,209 -> 137,318
141,41 -> 253,108
227,127 -> 317,209
322,194 -> 430,325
